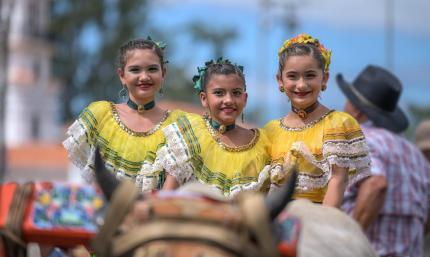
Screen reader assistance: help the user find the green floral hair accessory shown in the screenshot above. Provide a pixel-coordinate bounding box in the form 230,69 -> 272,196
192,66 -> 207,92
192,57 -> 244,92
146,36 -> 167,50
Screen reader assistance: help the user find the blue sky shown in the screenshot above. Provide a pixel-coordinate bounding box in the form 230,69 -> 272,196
149,0 -> 430,124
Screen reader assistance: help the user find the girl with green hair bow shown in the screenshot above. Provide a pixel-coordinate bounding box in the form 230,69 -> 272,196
157,58 -> 273,199
63,37 -> 186,192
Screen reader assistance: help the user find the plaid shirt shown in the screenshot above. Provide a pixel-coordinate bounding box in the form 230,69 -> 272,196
342,123 -> 430,257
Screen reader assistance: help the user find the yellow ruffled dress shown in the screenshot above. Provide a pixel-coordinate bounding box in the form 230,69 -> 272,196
63,101 -> 185,192
263,110 -> 371,203
156,113 -> 272,198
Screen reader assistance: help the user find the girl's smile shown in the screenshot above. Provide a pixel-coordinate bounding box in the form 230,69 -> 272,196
200,74 -> 247,125
293,91 -> 312,97
118,48 -> 164,105
277,54 -> 329,110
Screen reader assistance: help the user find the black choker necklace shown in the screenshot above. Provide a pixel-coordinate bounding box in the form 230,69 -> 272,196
127,99 -> 155,113
209,119 -> 235,134
291,101 -> 319,120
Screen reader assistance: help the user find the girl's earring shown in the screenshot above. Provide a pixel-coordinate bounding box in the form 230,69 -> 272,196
279,86 -> 285,93
204,112 -> 210,120
119,85 -> 128,101
241,112 -> 244,124
321,85 -> 327,91
159,83 -> 164,96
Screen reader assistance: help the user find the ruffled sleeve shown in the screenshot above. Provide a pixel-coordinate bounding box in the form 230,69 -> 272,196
155,114 -> 197,185
321,115 -> 371,184
62,101 -> 110,183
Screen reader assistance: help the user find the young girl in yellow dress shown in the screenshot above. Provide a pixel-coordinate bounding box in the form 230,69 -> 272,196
158,58 -> 272,198
263,33 -> 370,207
63,37 -> 185,192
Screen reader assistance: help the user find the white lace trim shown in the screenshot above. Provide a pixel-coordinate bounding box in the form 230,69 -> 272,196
63,120 -> 95,183
222,164 -> 271,199
270,163 -> 330,192
155,123 -> 196,185
133,160 -> 163,193
64,119 -> 164,192
273,138 -> 371,192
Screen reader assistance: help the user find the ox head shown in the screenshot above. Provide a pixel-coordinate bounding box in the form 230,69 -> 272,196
93,147 -> 297,256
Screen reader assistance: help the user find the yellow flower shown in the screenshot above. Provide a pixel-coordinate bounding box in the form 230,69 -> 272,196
278,33 -> 332,72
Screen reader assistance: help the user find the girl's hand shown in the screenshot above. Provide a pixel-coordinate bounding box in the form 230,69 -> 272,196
162,174 -> 179,190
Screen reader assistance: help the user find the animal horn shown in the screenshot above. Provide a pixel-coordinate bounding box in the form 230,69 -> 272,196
265,167 -> 298,220
94,147 -> 120,201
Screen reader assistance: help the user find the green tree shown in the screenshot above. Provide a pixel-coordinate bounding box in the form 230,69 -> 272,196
162,64 -> 198,104
189,22 -> 237,59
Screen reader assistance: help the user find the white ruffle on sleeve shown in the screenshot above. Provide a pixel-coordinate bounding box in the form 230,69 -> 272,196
225,164 -> 271,199
271,139 -> 370,192
154,123 -> 196,185
322,137 -> 371,185
134,160 -> 165,192
62,119 -> 96,183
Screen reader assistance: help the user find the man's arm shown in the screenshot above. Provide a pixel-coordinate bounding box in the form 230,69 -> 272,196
351,175 -> 387,231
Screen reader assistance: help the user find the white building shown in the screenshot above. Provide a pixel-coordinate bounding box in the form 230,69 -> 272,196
6,0 -> 62,147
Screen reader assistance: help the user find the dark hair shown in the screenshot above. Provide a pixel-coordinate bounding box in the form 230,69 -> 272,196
278,43 -> 325,75
201,62 -> 246,91
116,38 -> 166,71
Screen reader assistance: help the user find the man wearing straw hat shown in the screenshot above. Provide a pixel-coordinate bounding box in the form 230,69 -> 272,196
337,65 -> 430,256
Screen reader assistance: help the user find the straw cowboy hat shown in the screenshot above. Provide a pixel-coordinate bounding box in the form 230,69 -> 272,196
336,65 -> 409,133
415,119 -> 430,151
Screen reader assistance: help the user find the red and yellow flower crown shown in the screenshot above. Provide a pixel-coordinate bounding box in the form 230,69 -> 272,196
278,33 -> 332,72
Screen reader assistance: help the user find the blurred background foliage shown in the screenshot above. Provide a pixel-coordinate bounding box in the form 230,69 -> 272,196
47,0 -> 430,130
406,104 -> 430,139
49,0 -> 242,123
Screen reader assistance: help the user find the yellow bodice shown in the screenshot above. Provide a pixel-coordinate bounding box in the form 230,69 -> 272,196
263,111 -> 370,203
63,100 -> 185,191
160,113 -> 272,198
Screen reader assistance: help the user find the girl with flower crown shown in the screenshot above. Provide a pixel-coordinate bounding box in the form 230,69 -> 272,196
157,58 -> 272,198
63,38 -> 185,192
263,33 -> 371,208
